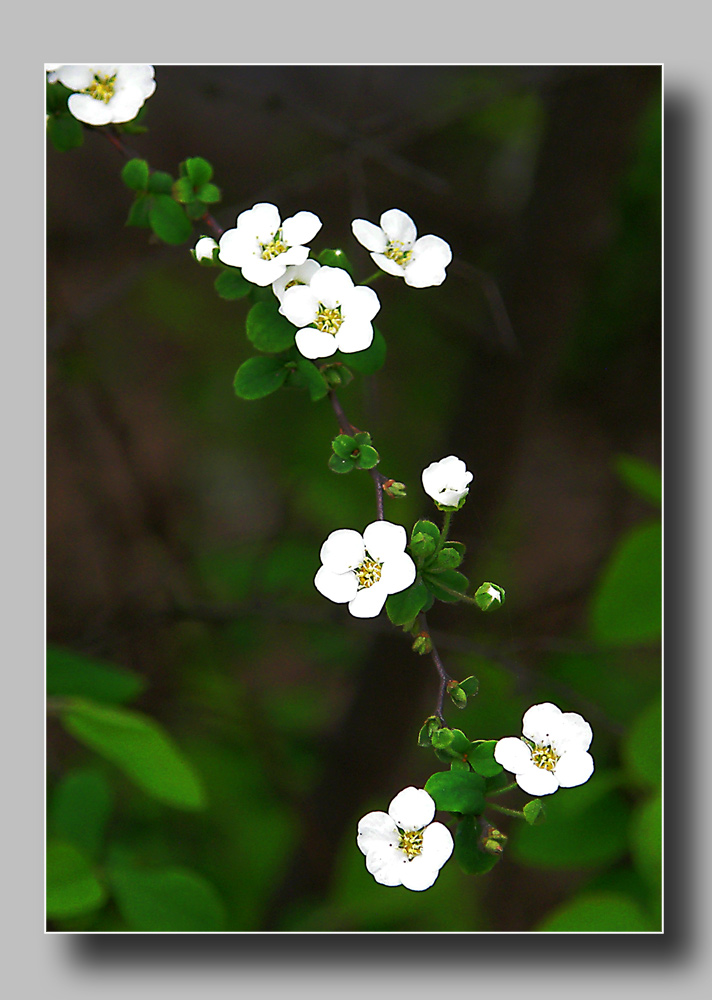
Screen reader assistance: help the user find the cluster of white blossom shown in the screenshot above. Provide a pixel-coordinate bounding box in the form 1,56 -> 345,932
47,64 -> 156,126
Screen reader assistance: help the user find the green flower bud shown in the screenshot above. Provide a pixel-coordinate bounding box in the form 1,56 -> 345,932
411,633 -> 433,656
474,581 -> 505,611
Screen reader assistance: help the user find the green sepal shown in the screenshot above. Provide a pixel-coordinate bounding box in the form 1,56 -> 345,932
214,267 -> 251,300
523,798 -> 546,825
318,247 -> 353,275
474,581 -> 505,611
422,568 -> 470,602
417,715 -> 442,748
233,355 -> 290,400
246,300 -> 296,353
148,194 -> 192,245
328,453 -> 355,474
355,445 -> 380,470
467,740 -> 503,778
385,581 -> 430,627
424,769 -> 486,815
147,171 -> 174,194
121,158 -> 150,192
332,434 -> 356,459
433,492 -> 469,513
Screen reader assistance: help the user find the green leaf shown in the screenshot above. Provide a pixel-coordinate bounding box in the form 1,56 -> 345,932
353,431 -> 372,447
455,816 -> 500,875
246,300 -> 296,353
385,581 -> 430,626
214,267 -> 251,300
328,453 -> 355,474
417,715 -> 442,747
46,840 -> 106,919
590,520 -> 661,644
523,798 -> 546,826
121,158 -> 149,191
47,644 -> 145,704
332,434 -> 356,458
295,358 -> 329,401
126,193 -> 152,228
622,695 -> 662,788
536,892 -> 654,932
233,355 -> 289,400
431,728 -> 472,757
355,444 -> 380,470
458,676 -> 479,697
196,182 -> 221,204
340,327 -> 386,375
186,200 -> 208,221
49,766 -> 114,860
467,740 -> 502,777
108,864 -> 226,931
422,568 -> 470,602
183,156 -> 213,187
171,176 -> 196,203
435,546 -> 463,569
614,453 -> 661,507
147,170 -> 174,194
629,792 -> 662,902
47,113 -> 84,152
412,520 -> 440,543
148,194 -> 192,245
59,699 -> 206,810
318,247 -> 353,275
410,531 -> 438,561
424,769 -> 486,815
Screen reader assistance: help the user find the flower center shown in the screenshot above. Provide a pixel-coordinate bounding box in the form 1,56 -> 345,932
260,230 -> 289,260
531,743 -> 560,772
398,829 -> 424,860
85,73 -> 117,104
384,241 -> 412,266
355,555 -> 383,590
284,278 -> 304,291
315,304 -> 343,335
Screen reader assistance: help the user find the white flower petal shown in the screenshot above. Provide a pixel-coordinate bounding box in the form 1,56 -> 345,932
399,858 -> 441,892
194,236 -> 218,261
522,702 -> 564,745
67,93 -> 112,126
54,66 -> 95,90
241,202 -> 281,241
365,847 -> 404,886
241,257 -> 287,286
362,520 -> 407,561
295,327 -> 338,360
281,285 -> 318,327
310,266 -> 354,307
515,763 -> 560,797
319,528 -> 365,572
494,736 -> 533,773
412,234 -> 452,266
554,750 -> 595,788
272,260 -> 321,304
279,246 -> 310,267
218,228 -> 258,268
553,712 -> 594,754
370,252 -> 405,277
281,210 -> 322,247
357,810 -> 399,855
348,582 -> 388,618
380,209 -> 417,246
343,285 -> 381,323
334,319 -> 374,355
404,265 -> 448,289
351,219 -> 387,253
314,566 -> 358,604
388,787 -> 435,831
379,552 -> 416,595
421,821 -> 454,868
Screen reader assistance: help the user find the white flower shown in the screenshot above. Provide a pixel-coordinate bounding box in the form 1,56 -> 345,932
192,236 -> 218,262
494,702 -> 595,797
218,203 -> 322,287
315,520 -> 416,619
351,209 -> 452,288
421,455 -> 473,508
272,259 -> 321,314
49,65 -> 156,126
357,787 -> 454,891
281,266 -> 380,360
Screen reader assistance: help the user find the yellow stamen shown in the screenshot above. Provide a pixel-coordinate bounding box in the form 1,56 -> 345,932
384,241 -> 412,266
355,556 -> 382,590
315,304 -> 343,335
398,829 -> 424,859
531,743 -> 560,772
260,229 -> 289,260
86,73 -> 117,104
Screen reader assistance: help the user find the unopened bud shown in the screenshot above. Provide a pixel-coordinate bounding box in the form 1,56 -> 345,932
479,820 -> 507,855
474,581 -> 505,612
446,679 -> 467,709
383,479 -> 407,498
411,632 -> 432,656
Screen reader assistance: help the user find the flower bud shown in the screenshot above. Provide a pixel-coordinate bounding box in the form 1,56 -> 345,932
192,235 -> 219,263
446,679 -> 468,709
474,582 -> 505,611
412,632 -> 432,656
383,479 -> 407,498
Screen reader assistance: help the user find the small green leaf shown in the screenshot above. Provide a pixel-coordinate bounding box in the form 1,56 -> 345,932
214,267 -> 251,300
147,170 -> 174,194
233,355 -> 289,400
536,892 -> 654,932
47,644 -> 145,705
459,676 -> 479,697
121,158 -> 149,191
126,193 -> 152,228
590,520 -> 662,644
196,182 -> 221,204
186,200 -> 208,221
148,194 -> 192,245
172,176 -> 196,203
332,434 -> 356,458
353,431 -> 372,447
467,740 -> 502,777
431,728 -> 471,756
622,696 -> 661,788
355,445 -> 380,470
435,546 -> 463,569
417,715 -> 442,747
318,247 -> 353,275
339,327 -> 386,375
295,358 -> 329,401
183,156 -> 213,187
412,520 -> 440,543
385,581 -> 430,626
108,864 -> 226,932
446,680 -> 468,709
49,767 -> 114,860
424,769 -> 486,815
47,113 -> 84,151
410,531 -> 438,561
422,568 -> 470,602
455,816 -> 500,875
614,453 -> 661,507
59,699 -> 206,810
246,300 -> 296,353
328,453 -> 355,474
523,798 -> 546,825
47,840 -> 106,919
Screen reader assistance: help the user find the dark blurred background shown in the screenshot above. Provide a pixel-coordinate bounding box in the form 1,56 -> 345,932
46,64 -> 662,932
